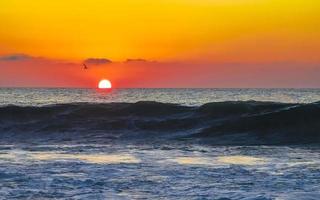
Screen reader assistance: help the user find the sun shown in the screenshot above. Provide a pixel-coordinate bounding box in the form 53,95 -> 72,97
98,79 -> 112,89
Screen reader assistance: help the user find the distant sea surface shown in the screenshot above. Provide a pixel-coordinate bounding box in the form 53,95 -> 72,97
1,88 -> 320,106
0,88 -> 320,199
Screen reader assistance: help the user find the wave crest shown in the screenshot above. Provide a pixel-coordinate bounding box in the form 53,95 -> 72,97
1,101 -> 319,144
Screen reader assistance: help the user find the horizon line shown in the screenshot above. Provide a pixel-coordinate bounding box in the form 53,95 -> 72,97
0,86 -> 320,90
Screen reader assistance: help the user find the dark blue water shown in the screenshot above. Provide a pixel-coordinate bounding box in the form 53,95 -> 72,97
0,88 -> 320,199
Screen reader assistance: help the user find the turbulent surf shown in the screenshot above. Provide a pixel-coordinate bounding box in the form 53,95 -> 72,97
0,101 -> 319,144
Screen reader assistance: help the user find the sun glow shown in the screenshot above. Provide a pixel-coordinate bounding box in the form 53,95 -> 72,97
98,79 -> 112,89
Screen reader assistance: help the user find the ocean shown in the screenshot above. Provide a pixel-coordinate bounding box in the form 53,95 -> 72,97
0,88 -> 320,199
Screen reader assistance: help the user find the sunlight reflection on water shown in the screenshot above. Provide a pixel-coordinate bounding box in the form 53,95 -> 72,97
1,88 -> 320,106
0,151 -> 140,164
31,152 -> 140,164
173,155 -> 265,166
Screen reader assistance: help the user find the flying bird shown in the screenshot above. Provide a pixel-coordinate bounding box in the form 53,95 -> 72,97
83,63 -> 88,70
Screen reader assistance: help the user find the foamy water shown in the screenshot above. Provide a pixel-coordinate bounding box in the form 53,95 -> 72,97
0,144 -> 319,199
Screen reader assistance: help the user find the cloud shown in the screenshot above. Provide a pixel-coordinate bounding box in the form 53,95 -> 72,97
84,58 -> 112,65
0,53 -> 80,68
125,58 -> 148,63
125,58 -> 160,65
0,54 -> 33,61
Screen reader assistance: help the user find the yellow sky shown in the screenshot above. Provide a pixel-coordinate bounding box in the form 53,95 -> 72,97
1,0 -> 319,62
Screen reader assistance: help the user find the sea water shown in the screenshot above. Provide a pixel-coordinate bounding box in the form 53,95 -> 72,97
0,88 -> 319,199
1,88 -> 320,106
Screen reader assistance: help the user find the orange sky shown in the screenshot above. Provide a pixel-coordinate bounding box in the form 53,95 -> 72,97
0,0 -> 320,88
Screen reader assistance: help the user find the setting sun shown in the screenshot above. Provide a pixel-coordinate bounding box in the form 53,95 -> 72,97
98,79 -> 112,89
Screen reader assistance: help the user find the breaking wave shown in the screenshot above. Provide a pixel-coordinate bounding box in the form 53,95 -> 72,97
0,101 -> 320,144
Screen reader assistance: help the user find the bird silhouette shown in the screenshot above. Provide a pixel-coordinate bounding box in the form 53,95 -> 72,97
83,63 -> 88,70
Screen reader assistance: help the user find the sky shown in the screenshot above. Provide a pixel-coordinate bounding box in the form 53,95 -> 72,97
0,0 -> 319,88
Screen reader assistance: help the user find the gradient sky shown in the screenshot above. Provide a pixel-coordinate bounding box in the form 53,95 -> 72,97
0,0 -> 319,88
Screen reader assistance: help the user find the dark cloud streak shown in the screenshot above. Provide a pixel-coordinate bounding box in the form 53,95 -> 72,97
84,58 -> 112,65
125,58 -> 148,63
125,58 -> 160,65
0,54 -> 33,61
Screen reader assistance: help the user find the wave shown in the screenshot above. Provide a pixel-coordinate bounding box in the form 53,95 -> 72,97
0,101 -> 320,144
